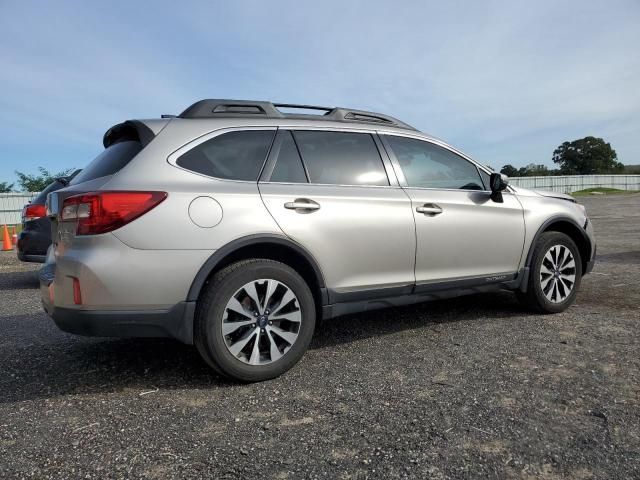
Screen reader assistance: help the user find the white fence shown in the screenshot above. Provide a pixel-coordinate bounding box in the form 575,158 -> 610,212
0,193 -> 38,225
508,175 -> 640,194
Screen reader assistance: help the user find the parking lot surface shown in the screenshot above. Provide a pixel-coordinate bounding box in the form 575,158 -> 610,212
1,194 -> 639,479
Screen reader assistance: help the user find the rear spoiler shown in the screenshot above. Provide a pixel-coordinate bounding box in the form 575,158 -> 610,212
102,119 -> 166,148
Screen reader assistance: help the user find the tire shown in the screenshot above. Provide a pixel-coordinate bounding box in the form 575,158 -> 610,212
517,232 -> 582,314
194,259 -> 316,382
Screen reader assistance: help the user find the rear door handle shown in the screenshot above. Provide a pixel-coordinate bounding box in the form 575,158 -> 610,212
284,199 -> 321,212
416,203 -> 443,215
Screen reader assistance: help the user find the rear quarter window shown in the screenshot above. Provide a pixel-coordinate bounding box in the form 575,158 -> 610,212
176,130 -> 276,181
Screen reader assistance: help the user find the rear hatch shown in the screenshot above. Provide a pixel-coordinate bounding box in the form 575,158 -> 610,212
46,120 -> 160,252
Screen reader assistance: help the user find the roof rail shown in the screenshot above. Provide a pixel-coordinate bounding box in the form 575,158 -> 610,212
178,99 -> 416,130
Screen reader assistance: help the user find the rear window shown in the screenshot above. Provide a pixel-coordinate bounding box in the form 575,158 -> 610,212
70,141 -> 142,185
176,130 -> 275,181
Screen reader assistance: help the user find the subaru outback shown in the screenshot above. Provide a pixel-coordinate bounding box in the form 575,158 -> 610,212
40,99 -> 596,381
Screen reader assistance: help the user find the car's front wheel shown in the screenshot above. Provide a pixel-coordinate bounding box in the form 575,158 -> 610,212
517,231 -> 582,313
195,259 -> 316,382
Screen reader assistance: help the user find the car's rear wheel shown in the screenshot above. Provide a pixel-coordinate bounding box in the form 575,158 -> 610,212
517,232 -> 582,313
195,259 -> 316,382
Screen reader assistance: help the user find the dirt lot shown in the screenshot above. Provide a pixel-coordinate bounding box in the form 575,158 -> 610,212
1,194 -> 638,479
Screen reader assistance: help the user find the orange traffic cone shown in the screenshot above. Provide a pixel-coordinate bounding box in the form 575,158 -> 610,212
1,225 -> 12,251
11,226 -> 17,245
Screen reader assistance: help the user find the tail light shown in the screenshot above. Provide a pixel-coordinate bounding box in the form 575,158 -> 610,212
22,204 -> 47,222
60,191 -> 167,235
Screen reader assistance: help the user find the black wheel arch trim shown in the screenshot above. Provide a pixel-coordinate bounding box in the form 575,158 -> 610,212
524,215 -> 592,275
186,234 -> 328,304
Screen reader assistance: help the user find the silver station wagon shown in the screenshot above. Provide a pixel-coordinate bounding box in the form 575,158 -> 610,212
40,99 -> 596,381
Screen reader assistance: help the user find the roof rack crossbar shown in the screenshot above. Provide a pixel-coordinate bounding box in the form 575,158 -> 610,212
178,99 -> 416,130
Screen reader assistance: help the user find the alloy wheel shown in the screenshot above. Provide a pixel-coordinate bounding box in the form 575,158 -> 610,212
221,279 -> 302,365
539,244 -> 576,303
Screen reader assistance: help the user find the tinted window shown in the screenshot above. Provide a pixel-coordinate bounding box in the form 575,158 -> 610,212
71,141 -> 142,185
270,131 -> 308,183
385,136 -> 484,190
177,130 -> 275,181
293,131 -> 388,186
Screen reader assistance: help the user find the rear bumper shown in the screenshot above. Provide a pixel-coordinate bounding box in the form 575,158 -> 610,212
17,252 -> 46,263
41,233 -> 211,311
40,263 -> 195,344
42,299 -> 196,344
17,230 -> 49,263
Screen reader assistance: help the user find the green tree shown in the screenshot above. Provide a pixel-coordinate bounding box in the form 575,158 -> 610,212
501,164 -> 555,177
15,167 -> 74,192
552,137 -> 623,174
500,164 -> 520,177
0,181 -> 14,193
522,163 -> 552,176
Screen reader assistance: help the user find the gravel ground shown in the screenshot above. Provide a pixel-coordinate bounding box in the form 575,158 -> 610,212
1,194 -> 639,479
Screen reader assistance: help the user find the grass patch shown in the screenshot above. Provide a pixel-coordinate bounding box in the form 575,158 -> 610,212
571,187 -> 639,197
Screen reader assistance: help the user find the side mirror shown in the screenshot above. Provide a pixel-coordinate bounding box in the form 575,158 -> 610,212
489,173 -> 509,202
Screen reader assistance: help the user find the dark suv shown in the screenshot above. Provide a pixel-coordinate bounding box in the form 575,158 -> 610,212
17,170 -> 80,263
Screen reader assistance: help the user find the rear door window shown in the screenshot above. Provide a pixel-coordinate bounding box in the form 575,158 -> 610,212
70,141 -> 142,185
292,131 -> 389,186
177,130 -> 275,181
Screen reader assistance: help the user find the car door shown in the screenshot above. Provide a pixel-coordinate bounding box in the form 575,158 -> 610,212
259,129 -> 416,302
381,133 -> 525,289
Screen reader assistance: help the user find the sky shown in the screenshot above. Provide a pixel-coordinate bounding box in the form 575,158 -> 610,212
1,0 -> 639,186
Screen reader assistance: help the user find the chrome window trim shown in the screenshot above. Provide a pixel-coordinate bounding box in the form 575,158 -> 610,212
259,180 -> 406,190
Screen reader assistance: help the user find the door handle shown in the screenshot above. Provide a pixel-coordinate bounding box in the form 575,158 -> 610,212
416,203 -> 443,215
284,199 -> 321,212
